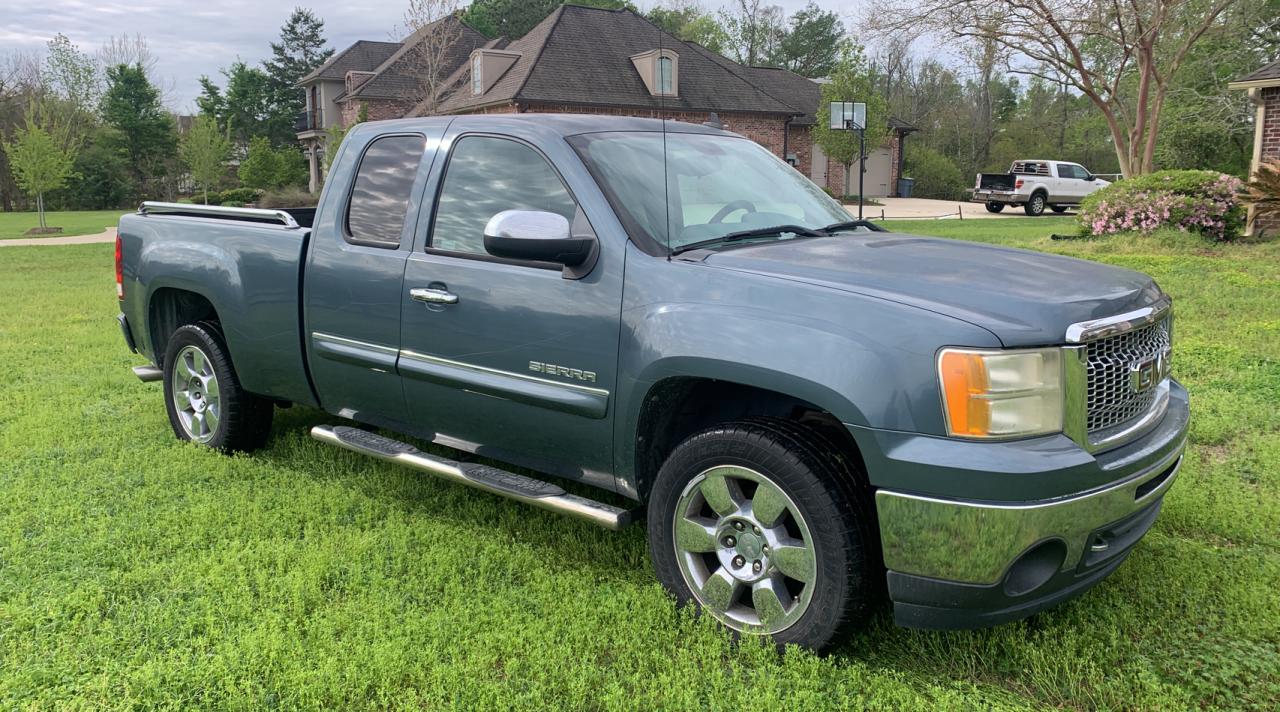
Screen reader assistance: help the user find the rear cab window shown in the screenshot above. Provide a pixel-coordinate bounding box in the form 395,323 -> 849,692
345,135 -> 426,248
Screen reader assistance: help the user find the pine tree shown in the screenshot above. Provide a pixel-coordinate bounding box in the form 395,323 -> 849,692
263,8 -> 333,145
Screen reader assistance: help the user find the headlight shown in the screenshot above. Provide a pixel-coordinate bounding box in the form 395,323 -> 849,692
937,347 -> 1063,438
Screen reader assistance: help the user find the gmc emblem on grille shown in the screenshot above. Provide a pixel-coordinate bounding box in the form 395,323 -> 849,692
1129,349 -> 1172,393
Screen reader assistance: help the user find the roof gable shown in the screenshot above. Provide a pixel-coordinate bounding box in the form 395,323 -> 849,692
343,15 -> 489,101
298,40 -> 401,86
436,6 -> 800,116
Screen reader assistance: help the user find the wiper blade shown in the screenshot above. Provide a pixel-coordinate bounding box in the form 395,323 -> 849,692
670,224 -> 825,255
819,219 -> 887,234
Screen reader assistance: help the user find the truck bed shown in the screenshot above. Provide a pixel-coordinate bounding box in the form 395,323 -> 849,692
117,205 -> 317,407
977,173 -> 1015,191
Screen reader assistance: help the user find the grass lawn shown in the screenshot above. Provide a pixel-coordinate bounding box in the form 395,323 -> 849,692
0,210 -> 123,239
1,219 -> 1277,709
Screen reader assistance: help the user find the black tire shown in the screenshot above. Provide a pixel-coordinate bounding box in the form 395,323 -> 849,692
1024,191 -> 1047,216
162,321 -> 273,452
985,202 -> 1005,213
1050,205 -> 1069,214
647,417 -> 875,651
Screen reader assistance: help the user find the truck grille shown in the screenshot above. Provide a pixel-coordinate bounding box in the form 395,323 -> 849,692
1085,316 -> 1171,432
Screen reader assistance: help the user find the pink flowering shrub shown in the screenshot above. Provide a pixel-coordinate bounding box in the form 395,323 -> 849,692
1079,170 -> 1245,241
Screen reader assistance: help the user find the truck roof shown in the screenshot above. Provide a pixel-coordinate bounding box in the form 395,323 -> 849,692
350,113 -> 740,139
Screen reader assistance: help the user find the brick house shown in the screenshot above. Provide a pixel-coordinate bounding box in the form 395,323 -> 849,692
296,5 -> 915,197
1229,59 -> 1280,237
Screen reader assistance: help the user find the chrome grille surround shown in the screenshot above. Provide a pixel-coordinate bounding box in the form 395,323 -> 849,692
1084,316 -> 1171,432
1062,297 -> 1174,453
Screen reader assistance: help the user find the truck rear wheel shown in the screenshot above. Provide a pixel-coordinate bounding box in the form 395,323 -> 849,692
1024,192 -> 1047,216
647,418 -> 874,651
162,322 -> 273,452
985,202 -> 1005,213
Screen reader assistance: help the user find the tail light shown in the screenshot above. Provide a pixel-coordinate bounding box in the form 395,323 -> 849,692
1015,179 -> 1024,189
114,235 -> 124,300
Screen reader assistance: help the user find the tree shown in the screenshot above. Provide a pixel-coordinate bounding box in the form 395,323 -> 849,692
873,0 -> 1243,177
101,63 -> 177,199
2,106 -> 78,228
180,115 -> 231,204
403,0 -> 466,115
813,47 -> 889,198
647,2 -> 730,53
771,3 -> 844,78
720,0 -> 786,66
263,8 -> 333,142
198,63 -> 276,145
239,136 -> 307,190
44,34 -> 101,117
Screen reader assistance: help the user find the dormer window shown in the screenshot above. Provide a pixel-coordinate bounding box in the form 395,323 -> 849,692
630,49 -> 678,97
469,49 -> 520,96
657,56 -> 673,94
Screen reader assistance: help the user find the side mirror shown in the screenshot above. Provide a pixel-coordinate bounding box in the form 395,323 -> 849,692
483,210 -> 594,266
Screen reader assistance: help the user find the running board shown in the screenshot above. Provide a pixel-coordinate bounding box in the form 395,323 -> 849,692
133,365 -> 163,382
310,425 -> 633,530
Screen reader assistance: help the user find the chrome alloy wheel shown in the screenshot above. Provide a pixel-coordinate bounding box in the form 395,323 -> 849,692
672,465 -> 817,634
170,345 -> 221,443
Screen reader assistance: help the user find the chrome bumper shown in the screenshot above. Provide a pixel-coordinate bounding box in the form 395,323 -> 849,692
875,438 -> 1185,585
972,190 -> 1025,204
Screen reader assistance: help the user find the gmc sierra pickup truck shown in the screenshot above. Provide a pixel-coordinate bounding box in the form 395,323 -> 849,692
117,115 -> 1187,651
973,160 -> 1111,215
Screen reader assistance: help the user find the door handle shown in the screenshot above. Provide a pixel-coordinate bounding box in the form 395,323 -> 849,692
410,288 -> 459,305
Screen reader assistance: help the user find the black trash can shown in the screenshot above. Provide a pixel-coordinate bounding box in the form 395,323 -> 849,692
897,178 -> 914,198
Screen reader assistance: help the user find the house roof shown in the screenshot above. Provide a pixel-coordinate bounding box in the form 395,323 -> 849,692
298,40 -> 401,85
434,6 -> 803,117
341,16 -> 490,101
1229,59 -> 1280,89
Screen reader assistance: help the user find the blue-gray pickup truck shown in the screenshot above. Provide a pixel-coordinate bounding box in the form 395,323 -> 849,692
116,115 -> 1188,651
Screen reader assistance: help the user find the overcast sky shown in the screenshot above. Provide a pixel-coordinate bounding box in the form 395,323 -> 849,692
4,0 -> 856,113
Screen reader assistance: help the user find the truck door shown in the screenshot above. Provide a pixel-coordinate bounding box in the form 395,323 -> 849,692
397,126 -> 624,490
303,124 -> 446,427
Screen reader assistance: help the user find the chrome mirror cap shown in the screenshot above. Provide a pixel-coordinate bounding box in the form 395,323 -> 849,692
482,210 -> 595,267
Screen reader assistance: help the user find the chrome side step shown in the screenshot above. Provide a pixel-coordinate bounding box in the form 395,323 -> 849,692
310,425 -> 633,530
132,365 -> 163,382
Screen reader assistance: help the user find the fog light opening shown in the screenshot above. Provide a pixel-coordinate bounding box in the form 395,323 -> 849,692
1003,539 -> 1067,597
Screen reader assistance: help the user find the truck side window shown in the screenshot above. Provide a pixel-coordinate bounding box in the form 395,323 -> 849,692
431,136 -> 576,255
346,135 -> 425,248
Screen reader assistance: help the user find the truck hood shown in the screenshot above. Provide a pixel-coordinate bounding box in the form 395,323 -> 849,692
698,233 -> 1164,347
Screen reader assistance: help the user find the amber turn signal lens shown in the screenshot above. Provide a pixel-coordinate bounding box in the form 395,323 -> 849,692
939,350 -> 991,436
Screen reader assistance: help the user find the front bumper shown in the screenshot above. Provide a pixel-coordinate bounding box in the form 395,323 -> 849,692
863,379 -> 1189,629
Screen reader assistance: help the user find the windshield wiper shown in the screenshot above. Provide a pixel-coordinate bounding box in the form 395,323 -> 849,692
671,224 -> 826,255
819,219 -> 887,234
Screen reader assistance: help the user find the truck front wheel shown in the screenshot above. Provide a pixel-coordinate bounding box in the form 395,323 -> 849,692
647,418 -> 875,651
162,322 -> 273,452
1024,192 -> 1047,216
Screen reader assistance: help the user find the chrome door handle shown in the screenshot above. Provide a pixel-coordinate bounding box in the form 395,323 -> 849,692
410,288 -> 459,305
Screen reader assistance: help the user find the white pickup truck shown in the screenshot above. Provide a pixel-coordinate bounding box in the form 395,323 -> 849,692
972,160 -> 1111,216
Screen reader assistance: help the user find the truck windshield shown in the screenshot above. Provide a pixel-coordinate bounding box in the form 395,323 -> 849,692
568,131 -> 853,253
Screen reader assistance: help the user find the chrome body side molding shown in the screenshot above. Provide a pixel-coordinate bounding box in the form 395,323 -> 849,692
311,332 -> 398,372
397,349 -> 610,419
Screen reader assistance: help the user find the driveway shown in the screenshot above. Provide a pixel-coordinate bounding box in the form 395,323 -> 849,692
0,226 -> 117,247
847,198 -> 1077,220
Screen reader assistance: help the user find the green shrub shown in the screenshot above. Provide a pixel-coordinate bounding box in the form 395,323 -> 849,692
211,188 -> 262,206
903,146 -> 966,201
256,187 -> 318,208
238,137 -> 307,190
1079,170 -> 1245,241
